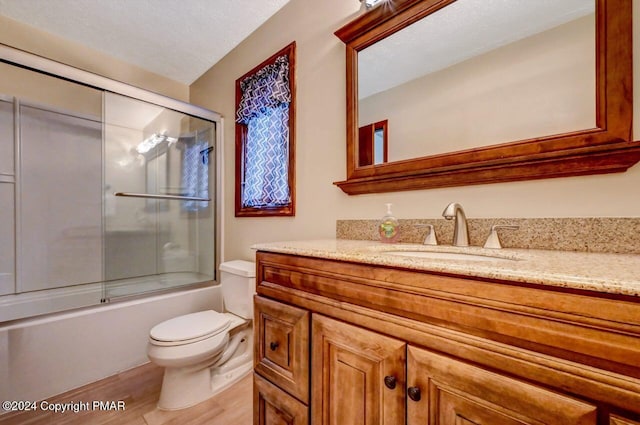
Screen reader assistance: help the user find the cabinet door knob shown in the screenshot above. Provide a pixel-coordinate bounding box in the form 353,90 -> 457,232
407,386 -> 421,402
269,341 -> 279,351
384,375 -> 397,389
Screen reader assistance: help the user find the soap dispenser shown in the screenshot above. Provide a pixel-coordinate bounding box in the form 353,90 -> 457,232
378,203 -> 400,243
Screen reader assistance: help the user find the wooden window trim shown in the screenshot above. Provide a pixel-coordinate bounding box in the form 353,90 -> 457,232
235,42 -> 296,217
358,119 -> 388,166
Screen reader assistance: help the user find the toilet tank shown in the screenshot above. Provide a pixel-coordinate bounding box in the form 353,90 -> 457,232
219,260 -> 256,319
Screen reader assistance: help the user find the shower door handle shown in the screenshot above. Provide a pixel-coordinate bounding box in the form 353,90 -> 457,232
114,192 -> 211,202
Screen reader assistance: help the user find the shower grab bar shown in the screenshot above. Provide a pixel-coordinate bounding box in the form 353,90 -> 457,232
114,192 -> 210,202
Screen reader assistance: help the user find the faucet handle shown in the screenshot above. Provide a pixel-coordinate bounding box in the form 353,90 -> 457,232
483,225 -> 519,249
415,224 -> 438,246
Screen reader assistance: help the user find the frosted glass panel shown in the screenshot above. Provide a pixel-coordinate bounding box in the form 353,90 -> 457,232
0,183 -> 14,296
19,105 -> 102,292
103,93 -> 215,299
0,61 -> 218,321
0,99 -> 13,175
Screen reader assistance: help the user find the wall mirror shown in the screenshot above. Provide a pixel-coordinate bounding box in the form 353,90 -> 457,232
334,0 -> 640,195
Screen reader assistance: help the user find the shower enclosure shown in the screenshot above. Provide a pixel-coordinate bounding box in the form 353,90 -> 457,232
0,52 -> 220,322
103,93 -> 216,300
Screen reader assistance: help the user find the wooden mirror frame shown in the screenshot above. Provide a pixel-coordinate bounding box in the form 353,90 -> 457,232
334,0 -> 640,195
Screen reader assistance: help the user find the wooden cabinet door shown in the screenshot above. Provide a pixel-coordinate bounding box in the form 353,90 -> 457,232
254,296 -> 310,403
254,373 -> 308,425
407,346 -> 597,425
611,416 -> 640,425
311,314 -> 406,425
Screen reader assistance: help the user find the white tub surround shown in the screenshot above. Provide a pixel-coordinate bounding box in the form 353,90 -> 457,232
0,286 -> 222,405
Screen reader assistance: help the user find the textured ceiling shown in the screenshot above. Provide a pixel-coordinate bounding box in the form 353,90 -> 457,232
0,0 -> 291,84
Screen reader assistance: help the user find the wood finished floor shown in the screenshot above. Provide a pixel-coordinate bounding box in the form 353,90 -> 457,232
0,362 -> 253,425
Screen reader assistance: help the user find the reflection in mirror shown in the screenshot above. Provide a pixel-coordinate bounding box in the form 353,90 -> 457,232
334,0 -> 639,195
358,119 -> 388,166
358,0 -> 595,163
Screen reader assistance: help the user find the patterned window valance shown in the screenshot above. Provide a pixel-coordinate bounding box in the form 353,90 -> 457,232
236,55 -> 291,124
234,42 -> 295,217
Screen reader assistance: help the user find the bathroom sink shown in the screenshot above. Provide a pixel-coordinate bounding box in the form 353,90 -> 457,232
383,250 -> 515,262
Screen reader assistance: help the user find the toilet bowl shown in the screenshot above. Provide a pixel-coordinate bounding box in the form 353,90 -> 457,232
147,260 -> 255,410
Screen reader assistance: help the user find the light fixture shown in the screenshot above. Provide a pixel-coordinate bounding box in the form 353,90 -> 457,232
361,0 -> 385,9
136,132 -> 177,154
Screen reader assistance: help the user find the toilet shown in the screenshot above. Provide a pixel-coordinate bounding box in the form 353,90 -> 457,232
147,260 -> 255,410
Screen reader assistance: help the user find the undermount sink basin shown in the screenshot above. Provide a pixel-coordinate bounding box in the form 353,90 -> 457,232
383,250 -> 515,262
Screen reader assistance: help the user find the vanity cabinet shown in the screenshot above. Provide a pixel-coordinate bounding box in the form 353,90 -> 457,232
311,314 -> 405,424
311,314 -> 596,425
254,373 -> 308,425
407,346 -> 596,424
253,251 -> 640,425
610,417 -> 640,425
254,295 -> 310,425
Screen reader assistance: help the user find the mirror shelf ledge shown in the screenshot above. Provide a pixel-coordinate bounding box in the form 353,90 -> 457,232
334,141 -> 640,194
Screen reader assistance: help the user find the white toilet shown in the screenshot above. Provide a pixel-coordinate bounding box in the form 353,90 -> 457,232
147,260 -> 255,410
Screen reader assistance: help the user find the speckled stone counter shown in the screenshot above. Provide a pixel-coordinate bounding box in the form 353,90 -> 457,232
336,218 -> 640,254
252,239 -> 640,297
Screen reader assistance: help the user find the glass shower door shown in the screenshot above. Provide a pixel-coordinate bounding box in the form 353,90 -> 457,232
0,97 -> 15,297
19,104 -> 103,293
103,93 -> 216,300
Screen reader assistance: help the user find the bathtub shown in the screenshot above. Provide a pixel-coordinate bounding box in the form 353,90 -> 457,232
0,285 -> 222,404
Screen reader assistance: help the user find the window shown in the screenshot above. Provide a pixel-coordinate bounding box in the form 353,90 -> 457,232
235,42 -> 296,217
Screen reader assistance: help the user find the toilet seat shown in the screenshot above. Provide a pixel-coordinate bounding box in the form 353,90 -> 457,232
149,310 -> 231,347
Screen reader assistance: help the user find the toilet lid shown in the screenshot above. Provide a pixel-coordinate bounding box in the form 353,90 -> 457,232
149,310 -> 231,343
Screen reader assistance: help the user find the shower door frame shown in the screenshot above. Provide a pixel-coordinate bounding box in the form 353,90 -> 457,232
0,44 -> 225,315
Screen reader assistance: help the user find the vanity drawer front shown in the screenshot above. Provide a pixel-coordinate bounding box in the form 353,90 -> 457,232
254,373 -> 308,425
254,296 -> 310,403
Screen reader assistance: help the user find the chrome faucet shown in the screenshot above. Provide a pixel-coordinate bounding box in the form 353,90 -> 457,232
442,202 -> 469,246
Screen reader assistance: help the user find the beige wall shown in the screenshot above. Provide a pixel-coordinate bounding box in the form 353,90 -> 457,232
0,62 -> 103,116
3,0 -> 638,264
0,15 -> 188,101
191,0 -> 640,262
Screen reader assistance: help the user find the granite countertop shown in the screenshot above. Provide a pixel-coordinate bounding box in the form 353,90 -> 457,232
252,239 -> 640,297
